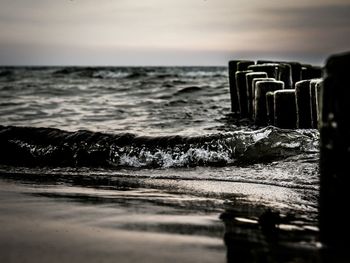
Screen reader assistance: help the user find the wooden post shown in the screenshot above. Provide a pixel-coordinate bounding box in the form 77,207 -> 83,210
228,60 -> 241,113
228,60 -> 254,113
295,80 -> 313,129
248,64 -> 280,79
310,79 -> 322,129
266,91 -> 275,125
246,72 -> 268,119
252,78 -> 276,120
319,51 -> 350,261
301,65 -> 322,80
288,62 -> 302,88
315,80 -> 323,129
236,70 -> 253,118
254,81 -> 284,126
274,90 -> 297,129
237,61 -> 255,71
278,63 -> 293,89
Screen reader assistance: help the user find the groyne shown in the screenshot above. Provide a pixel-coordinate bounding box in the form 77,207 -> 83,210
228,59 -> 322,129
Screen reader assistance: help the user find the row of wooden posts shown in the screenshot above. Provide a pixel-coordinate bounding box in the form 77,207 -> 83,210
228,52 -> 350,260
228,60 -> 322,129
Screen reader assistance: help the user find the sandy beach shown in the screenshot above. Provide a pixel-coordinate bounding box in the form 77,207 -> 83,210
0,168 -> 321,263
0,178 -> 227,263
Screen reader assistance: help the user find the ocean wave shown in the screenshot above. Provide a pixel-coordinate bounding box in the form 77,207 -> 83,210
174,86 -> 202,95
178,70 -> 226,78
92,70 -> 130,79
53,67 -> 83,76
50,67 -> 227,80
52,67 -> 175,80
53,67 -> 132,79
0,69 -> 13,78
0,125 -> 319,169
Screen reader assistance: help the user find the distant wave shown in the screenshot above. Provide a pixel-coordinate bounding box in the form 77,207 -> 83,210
53,67 -> 129,79
0,125 -> 319,169
174,86 -> 202,95
51,67 -> 226,80
0,69 -> 13,78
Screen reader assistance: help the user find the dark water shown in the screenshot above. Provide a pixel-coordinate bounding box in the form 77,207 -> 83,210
0,66 -> 231,135
0,67 -> 321,262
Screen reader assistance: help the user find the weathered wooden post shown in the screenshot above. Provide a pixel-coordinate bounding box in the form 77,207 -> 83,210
274,90 -> 297,129
248,64 -> 280,79
295,80 -> 313,129
252,78 -> 276,119
301,65 -> 322,80
278,63 -> 293,89
246,72 -> 268,118
256,61 -> 301,88
310,79 -> 322,129
254,80 -> 284,126
257,60 -> 274,64
228,60 -> 242,113
319,51 -> 350,261
237,61 -> 255,71
266,91 -> 275,125
315,80 -> 323,129
228,60 -> 254,113
289,62 -> 302,88
236,70 -> 253,118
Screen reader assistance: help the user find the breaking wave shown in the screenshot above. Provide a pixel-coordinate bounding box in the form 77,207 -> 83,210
0,125 -> 319,169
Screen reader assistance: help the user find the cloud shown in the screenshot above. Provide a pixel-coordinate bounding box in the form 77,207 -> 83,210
0,0 -> 349,65
225,3 -> 350,55
264,3 -> 350,29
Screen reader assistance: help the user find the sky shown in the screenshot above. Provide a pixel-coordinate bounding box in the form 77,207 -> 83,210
0,0 -> 349,66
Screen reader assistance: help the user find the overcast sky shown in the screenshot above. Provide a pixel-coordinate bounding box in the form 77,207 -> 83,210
0,0 -> 349,66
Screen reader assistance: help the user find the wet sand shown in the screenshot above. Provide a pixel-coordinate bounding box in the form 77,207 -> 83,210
0,179 -> 226,263
0,170 -> 321,263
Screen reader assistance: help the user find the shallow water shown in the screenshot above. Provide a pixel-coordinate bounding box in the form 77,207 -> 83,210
0,66 -> 321,262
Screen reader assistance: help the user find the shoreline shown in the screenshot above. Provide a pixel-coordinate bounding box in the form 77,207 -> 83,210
0,169 -> 320,263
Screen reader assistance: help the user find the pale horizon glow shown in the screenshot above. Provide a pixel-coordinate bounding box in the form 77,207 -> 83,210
0,0 -> 349,66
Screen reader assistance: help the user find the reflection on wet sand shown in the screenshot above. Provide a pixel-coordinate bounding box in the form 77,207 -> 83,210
0,179 -> 226,263
0,170 -> 324,263
220,209 -> 321,263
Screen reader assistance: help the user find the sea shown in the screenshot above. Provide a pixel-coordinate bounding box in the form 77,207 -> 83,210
0,66 -> 321,262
